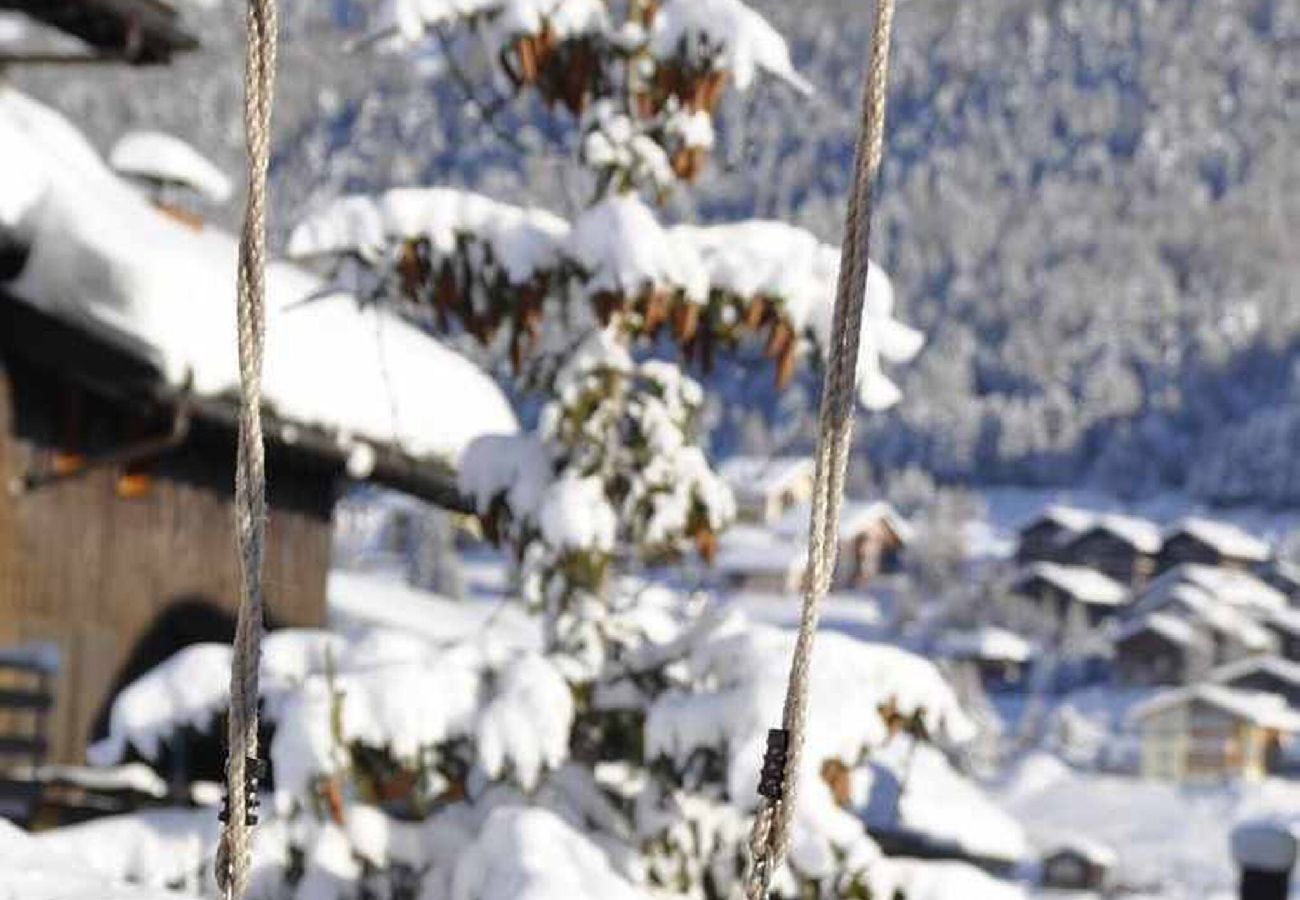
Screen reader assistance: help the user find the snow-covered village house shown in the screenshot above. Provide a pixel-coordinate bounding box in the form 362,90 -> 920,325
1131,685 -> 1300,781
717,455 -> 814,526
1056,512 -> 1161,587
1113,613 -> 1214,686
0,79 -> 515,780
1208,657 -> 1300,708
1009,562 -> 1130,628
1157,517 -> 1273,573
1014,505 -> 1094,564
1040,840 -> 1116,893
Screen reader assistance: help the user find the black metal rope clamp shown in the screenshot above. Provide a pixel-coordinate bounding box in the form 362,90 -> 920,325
757,728 -> 790,800
218,756 -> 267,826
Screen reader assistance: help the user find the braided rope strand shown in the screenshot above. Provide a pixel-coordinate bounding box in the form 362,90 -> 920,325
741,0 -> 897,895
217,0 -> 279,896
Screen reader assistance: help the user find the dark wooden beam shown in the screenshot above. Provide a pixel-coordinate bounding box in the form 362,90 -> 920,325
0,0 -> 199,65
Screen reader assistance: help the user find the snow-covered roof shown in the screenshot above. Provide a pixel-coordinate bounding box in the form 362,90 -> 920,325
938,627 -> 1033,663
1137,564 -> 1289,617
1131,684 -> 1300,730
1,88 -> 517,469
1017,504 -> 1095,536
1208,656 -> 1300,691
1072,513 -> 1162,554
717,454 -> 813,501
1113,612 -> 1209,650
1266,607 -> 1300,638
1164,517 -> 1272,562
773,499 -> 913,545
1012,563 -> 1129,607
650,0 -> 812,94
108,130 -> 232,203
1156,587 -> 1277,652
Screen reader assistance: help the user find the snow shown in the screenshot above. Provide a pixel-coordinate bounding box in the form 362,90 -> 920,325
1018,504 -> 1096,536
537,474 -> 617,553
108,130 -> 232,203
1113,612 -> 1208,649
717,454 -> 812,500
1138,564 -> 1289,616
939,627 -> 1034,664
327,569 -> 539,647
1046,836 -> 1118,868
671,219 -> 924,409
862,739 -> 1028,864
289,187 -> 570,286
0,88 -> 518,467
1013,563 -> 1129,606
476,654 -> 574,790
1207,655 -> 1300,691
27,763 -> 168,798
714,524 -> 804,578
565,193 -> 707,302
996,752 -> 1300,896
1133,582 -> 1277,653
645,612 -> 975,810
1076,513 -> 1162,553
0,817 -> 204,900
878,859 -> 1026,900
650,0 -> 813,94
452,806 -> 643,900
1166,516 -> 1273,562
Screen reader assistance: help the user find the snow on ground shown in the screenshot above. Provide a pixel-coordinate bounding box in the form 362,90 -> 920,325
994,752 -> 1300,898
1,88 -> 516,466
0,815 -> 206,900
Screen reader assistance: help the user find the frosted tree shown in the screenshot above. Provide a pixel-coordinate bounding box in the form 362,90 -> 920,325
88,3 -> 996,900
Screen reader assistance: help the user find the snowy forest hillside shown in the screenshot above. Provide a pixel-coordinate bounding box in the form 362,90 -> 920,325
18,0 -> 1300,504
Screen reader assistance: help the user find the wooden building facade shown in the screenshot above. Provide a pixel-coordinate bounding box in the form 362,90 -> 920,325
0,301 -> 466,765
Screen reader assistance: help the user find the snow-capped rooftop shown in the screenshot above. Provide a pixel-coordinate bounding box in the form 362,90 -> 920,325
1165,516 -> 1273,562
717,454 -> 812,501
108,130 -> 232,203
1131,684 -> 1300,731
1208,655 -> 1300,691
1138,564 -> 1289,617
1113,611 -> 1210,650
1072,512 -> 1162,554
714,524 -> 804,577
773,499 -> 913,545
937,627 -> 1033,663
1017,504 -> 1095,536
1,88 -> 517,468
1013,562 -> 1129,607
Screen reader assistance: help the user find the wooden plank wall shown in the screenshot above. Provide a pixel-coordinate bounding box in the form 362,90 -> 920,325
0,367 -> 333,763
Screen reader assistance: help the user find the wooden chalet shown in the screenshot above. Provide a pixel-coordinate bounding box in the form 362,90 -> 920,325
1014,505 -> 1094,564
1057,512 -> 1161,587
1113,613 -> 1213,686
774,499 -> 912,587
1009,562 -> 1129,627
0,88 -> 516,776
1131,684 -> 1300,781
1157,518 -> 1272,573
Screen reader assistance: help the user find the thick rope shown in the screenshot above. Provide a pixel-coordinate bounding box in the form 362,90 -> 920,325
216,0 -> 278,897
741,0 -> 897,896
